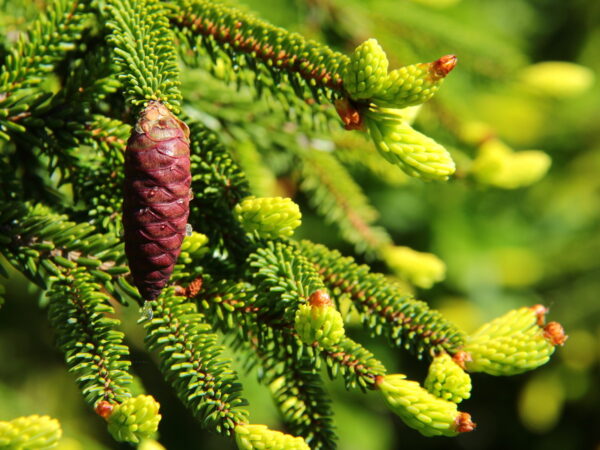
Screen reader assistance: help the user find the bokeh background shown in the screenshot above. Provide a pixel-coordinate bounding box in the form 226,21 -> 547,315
1,0 -> 599,448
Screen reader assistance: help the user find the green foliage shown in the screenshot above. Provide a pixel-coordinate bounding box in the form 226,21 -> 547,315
144,287 -> 249,435
107,0 -> 182,110
0,0 -> 575,448
235,196 -> 302,239
299,241 -> 465,357
377,374 -> 472,437
0,0 -> 89,140
299,148 -> 391,256
235,423 -> 309,450
107,395 -> 161,443
365,105 -> 455,180
424,353 -> 471,404
0,415 -> 62,449
48,267 -> 133,407
172,0 -> 349,102
463,306 -> 559,376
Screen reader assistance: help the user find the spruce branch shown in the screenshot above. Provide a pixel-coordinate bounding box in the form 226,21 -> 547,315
298,148 -> 392,256
0,202 -> 137,303
298,241 -> 465,357
47,267 -> 133,407
261,349 -> 337,450
191,270 -> 385,387
0,0 -> 90,140
188,119 -> 252,259
106,0 -> 182,110
199,281 -> 339,450
143,287 -> 249,435
249,240 -> 326,323
172,0 -> 348,98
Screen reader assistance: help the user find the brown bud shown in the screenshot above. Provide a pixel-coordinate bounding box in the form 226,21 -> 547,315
186,277 -> 203,298
544,321 -> 567,346
452,350 -> 472,370
308,289 -> 333,308
431,55 -> 457,80
454,412 -> 476,433
334,98 -> 365,131
95,400 -> 114,419
530,304 -> 548,326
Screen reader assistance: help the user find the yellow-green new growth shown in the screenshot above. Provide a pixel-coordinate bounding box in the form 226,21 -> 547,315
365,106 -> 456,180
470,139 -> 551,189
519,61 -> 595,98
381,245 -> 446,288
342,39 -> 389,99
462,305 -> 563,376
107,395 -> 161,444
377,374 -> 475,437
235,196 -> 302,238
138,439 -> 166,450
424,353 -> 471,403
0,415 -> 62,449
371,55 -> 457,108
179,231 -> 209,261
235,424 -> 309,450
294,290 -> 345,347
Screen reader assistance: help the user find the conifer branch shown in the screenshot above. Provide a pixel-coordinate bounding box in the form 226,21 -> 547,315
298,241 -> 465,357
0,0 -> 90,140
143,287 -> 249,435
249,240 -> 326,322
106,0 -> 182,110
171,0 -> 348,100
188,119 -> 252,259
0,202 -> 137,303
262,351 -> 337,450
48,267 -> 133,407
299,149 -> 392,256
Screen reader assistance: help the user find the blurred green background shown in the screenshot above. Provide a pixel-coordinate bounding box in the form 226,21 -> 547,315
1,0 -> 599,448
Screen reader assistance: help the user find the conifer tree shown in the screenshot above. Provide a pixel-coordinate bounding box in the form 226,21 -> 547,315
0,0 -> 570,448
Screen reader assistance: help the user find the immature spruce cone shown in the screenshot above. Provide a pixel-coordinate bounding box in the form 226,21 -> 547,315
123,102 -> 191,301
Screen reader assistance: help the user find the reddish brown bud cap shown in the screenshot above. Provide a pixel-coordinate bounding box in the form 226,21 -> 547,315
431,55 -> 457,80
309,289 -> 333,308
455,412 -> 476,433
452,350 -> 472,370
334,98 -> 365,131
544,321 -> 567,346
530,304 -> 548,326
186,277 -> 203,297
95,400 -> 114,419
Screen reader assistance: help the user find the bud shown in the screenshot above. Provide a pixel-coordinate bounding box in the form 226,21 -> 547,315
235,196 -> 302,238
372,55 -> 456,108
179,231 -> 209,262
365,106 -> 455,180
107,395 -> 161,444
342,39 -> 389,99
381,245 -> 446,288
424,353 -> 471,403
470,139 -> 551,189
294,290 -> 345,347
377,374 -> 475,437
519,61 -> 594,98
95,400 -> 114,419
235,424 -> 310,450
463,306 -> 565,376
139,439 -> 167,450
0,415 -> 62,448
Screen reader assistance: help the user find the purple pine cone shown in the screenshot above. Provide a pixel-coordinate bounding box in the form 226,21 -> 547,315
123,102 -> 191,301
